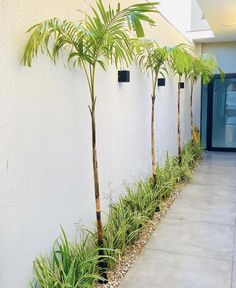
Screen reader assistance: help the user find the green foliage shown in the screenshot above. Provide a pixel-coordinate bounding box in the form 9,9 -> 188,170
186,55 -> 205,84
30,228 -> 103,288
156,141 -> 202,200
125,181 -> 158,219
137,40 -> 169,76
102,180 -> 156,268
30,142 -> 202,286
23,1 -> 159,71
156,156 -> 182,199
179,141 -> 202,180
168,44 -> 194,79
186,53 -> 224,85
136,39 -> 169,95
200,55 -> 224,84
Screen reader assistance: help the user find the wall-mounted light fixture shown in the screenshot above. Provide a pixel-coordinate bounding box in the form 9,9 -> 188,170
178,82 -> 185,89
118,70 -> 130,82
158,78 -> 166,86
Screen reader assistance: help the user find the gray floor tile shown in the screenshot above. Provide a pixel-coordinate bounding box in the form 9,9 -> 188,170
179,184 -> 236,203
191,173 -> 236,187
119,249 -> 232,288
196,164 -> 236,176
146,218 -> 234,260
167,194 -> 236,224
167,209 -> 236,226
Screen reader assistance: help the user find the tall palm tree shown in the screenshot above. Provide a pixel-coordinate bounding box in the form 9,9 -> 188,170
169,45 -> 191,163
185,55 -> 203,142
186,54 -> 224,143
22,0 -> 159,279
137,40 -> 168,186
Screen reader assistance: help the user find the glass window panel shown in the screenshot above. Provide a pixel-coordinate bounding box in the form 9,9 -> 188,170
201,84 -> 208,148
212,77 -> 236,148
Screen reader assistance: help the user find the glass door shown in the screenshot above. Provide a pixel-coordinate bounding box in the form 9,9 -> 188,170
209,75 -> 236,150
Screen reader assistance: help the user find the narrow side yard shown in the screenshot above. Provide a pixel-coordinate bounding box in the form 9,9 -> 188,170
118,152 -> 236,288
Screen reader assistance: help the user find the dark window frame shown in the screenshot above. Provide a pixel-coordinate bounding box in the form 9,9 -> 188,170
201,73 -> 236,152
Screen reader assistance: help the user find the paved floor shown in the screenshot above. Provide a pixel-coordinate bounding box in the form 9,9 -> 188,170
119,152 -> 236,288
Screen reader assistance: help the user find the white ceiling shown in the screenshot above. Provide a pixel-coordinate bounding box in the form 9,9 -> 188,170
196,0 -> 236,42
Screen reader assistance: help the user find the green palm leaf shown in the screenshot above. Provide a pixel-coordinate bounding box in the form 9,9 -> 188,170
23,1 -> 159,70
169,44 -> 194,78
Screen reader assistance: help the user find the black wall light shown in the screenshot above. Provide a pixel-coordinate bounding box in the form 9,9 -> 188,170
158,78 -> 166,86
178,82 -> 185,89
118,70 -> 130,83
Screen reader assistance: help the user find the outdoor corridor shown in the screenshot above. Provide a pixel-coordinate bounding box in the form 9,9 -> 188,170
119,152 -> 236,288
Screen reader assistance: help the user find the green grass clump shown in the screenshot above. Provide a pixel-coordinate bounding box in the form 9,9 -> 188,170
31,141 -> 202,287
30,229 -> 103,288
102,180 -> 156,268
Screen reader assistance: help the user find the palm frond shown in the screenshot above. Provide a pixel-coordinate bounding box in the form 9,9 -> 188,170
168,44 -> 193,78
81,0 -> 159,68
136,39 -> 169,83
23,18 -> 86,67
23,1 -> 159,70
200,55 -> 224,84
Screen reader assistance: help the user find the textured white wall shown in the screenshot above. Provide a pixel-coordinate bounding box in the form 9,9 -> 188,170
0,1 -> 200,287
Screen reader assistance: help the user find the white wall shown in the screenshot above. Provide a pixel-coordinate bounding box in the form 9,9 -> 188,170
0,1 -> 199,287
202,42 -> 236,74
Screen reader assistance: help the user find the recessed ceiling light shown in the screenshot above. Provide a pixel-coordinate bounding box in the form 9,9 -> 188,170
222,23 -> 236,27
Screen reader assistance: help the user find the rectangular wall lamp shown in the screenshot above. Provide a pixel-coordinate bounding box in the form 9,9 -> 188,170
118,70 -> 130,82
178,82 -> 185,89
158,78 -> 166,86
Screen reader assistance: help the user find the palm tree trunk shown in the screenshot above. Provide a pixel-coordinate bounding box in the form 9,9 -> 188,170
151,94 -> 157,186
190,82 -> 194,143
89,99 -> 107,282
177,77 -> 182,164
90,106 -> 102,246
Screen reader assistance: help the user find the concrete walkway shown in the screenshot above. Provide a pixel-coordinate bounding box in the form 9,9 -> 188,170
119,152 -> 236,288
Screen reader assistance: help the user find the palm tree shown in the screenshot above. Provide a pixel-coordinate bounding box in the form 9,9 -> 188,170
201,55 -> 224,85
137,40 -> 168,186
169,45 -> 192,163
22,0 -> 159,279
185,55 -> 203,143
186,54 -> 224,143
